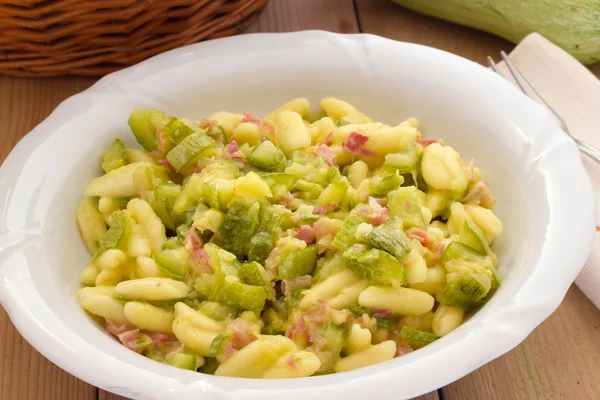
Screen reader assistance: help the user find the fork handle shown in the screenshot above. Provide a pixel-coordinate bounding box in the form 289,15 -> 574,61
574,138 -> 600,164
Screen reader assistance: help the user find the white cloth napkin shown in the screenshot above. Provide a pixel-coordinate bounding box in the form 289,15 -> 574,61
505,34 -> 600,308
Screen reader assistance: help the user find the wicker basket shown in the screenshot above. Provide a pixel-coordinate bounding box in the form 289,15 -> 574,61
0,0 -> 269,77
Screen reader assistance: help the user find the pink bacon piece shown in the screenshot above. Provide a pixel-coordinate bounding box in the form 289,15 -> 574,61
106,320 -> 133,337
281,275 -> 312,296
313,144 -> 337,166
117,329 -> 150,354
199,119 -> 218,129
418,139 -> 437,147
342,132 -> 375,156
297,225 -> 315,244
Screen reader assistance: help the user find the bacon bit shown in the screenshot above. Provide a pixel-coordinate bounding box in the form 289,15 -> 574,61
199,119 -> 218,129
418,139 -> 437,147
184,227 -> 210,273
313,218 -> 341,241
372,308 -> 393,318
313,144 -> 337,167
297,225 -> 315,244
359,200 -> 390,226
406,227 -> 431,247
105,320 -> 133,337
230,321 -> 258,350
241,112 -> 275,135
395,342 -> 414,357
597,225 -> 600,232
342,132 -> 375,156
117,329 -> 150,354
148,150 -> 166,162
436,242 -> 445,255
281,275 -> 312,296
324,131 -> 334,146
223,140 -> 246,167
313,202 -> 338,215
287,355 -> 299,368
461,181 -> 497,209
146,332 -> 171,347
286,316 -> 307,338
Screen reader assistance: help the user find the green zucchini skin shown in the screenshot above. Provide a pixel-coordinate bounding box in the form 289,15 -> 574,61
392,0 -> 600,64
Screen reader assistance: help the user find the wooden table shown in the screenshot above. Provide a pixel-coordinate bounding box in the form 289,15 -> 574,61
1,1 -> 600,399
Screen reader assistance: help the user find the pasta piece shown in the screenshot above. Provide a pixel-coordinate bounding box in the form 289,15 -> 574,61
464,204 -> 503,237
345,324 -> 372,355
95,267 -> 123,286
334,340 -> 396,373
232,122 -> 262,146
358,286 -> 435,316
275,111 -> 311,154
208,111 -> 244,136
77,286 -> 128,325
127,224 -> 152,258
400,248 -> 428,285
421,143 -> 471,193
135,256 -> 166,278
299,269 -> 361,307
126,198 -> 166,253
262,351 -> 321,379
76,198 -> 108,254
215,335 -> 298,378
432,305 -> 465,337
81,265 -> 99,286
124,301 -> 174,334
327,280 -> 369,309
171,302 -> 224,356
114,277 -> 189,301
265,97 -> 310,121
95,249 -> 127,270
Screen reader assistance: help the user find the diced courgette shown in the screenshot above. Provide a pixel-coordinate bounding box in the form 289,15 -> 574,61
128,109 -> 170,152
217,201 -> 260,259
248,140 -> 286,171
343,244 -> 407,286
364,216 -> 411,259
101,138 -> 127,173
278,245 -> 318,279
387,186 -> 425,229
166,131 -> 215,172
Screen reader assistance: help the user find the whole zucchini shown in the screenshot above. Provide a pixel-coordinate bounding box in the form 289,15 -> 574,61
391,0 -> 600,64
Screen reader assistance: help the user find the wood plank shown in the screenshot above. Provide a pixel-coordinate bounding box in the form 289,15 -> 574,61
355,0 -> 512,64
245,0 -> 359,33
442,286 -> 600,399
0,75 -> 96,400
0,307 -> 97,400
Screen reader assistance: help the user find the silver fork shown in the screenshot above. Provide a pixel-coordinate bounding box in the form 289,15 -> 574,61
488,51 -> 600,163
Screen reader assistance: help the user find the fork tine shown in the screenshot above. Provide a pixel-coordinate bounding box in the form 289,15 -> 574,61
499,51 -> 546,105
487,56 -> 502,75
500,50 -> 570,132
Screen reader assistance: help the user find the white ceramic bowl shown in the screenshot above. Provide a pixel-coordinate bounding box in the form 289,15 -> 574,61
0,31 -> 595,400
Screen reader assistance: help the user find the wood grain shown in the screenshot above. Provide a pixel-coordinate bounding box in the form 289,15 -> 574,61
442,286 -> 600,400
0,76 -> 96,400
355,0 -> 513,64
245,0 -> 359,34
